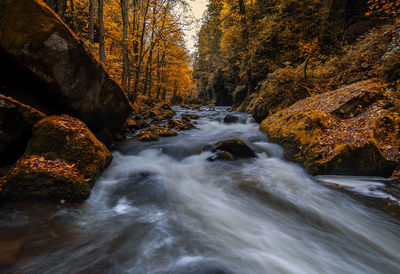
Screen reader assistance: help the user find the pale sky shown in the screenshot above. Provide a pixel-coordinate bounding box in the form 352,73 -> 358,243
184,0 -> 208,53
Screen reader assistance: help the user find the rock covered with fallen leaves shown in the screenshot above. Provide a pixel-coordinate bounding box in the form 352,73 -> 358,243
166,119 -> 194,131
1,115 -> 112,201
123,100 -> 197,142
138,126 -> 177,138
0,94 -> 46,164
261,79 -> 399,176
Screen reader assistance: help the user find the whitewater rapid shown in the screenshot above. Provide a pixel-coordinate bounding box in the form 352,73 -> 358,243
1,107 -> 399,274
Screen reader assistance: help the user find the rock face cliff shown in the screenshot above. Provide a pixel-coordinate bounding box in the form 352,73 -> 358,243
0,0 -> 132,134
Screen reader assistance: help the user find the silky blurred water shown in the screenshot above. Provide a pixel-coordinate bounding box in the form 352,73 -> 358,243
0,107 -> 399,274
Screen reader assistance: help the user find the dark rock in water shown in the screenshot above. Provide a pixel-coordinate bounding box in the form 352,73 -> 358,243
208,151 -> 235,161
223,114 -> 239,124
167,119 -> 195,131
1,115 -> 112,202
0,0 -> 132,134
139,132 -> 159,142
0,94 -> 46,165
182,113 -> 200,121
213,139 -> 256,158
202,144 -> 214,152
160,103 -> 171,110
204,138 -> 257,161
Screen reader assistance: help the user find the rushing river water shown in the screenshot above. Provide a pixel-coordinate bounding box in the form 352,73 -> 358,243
1,107 -> 400,274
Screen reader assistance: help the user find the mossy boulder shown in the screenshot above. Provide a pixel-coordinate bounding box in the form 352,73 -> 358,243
0,0 -> 132,133
1,115 -> 112,201
0,94 -> 46,164
25,115 -> 112,182
1,154 -> 90,202
261,79 -> 399,176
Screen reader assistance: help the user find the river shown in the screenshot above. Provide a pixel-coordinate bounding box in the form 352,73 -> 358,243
1,107 -> 399,273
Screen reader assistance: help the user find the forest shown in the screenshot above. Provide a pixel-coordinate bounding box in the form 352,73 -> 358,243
45,0 -> 194,103
0,0 -> 400,272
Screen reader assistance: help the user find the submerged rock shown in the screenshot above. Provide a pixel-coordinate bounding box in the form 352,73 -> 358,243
1,115 -> 112,202
208,151 -> 235,161
213,139 -> 257,158
205,138 -> 257,161
0,94 -> 46,164
223,114 -> 239,124
182,113 -> 200,121
0,0 -> 132,133
261,79 -> 399,176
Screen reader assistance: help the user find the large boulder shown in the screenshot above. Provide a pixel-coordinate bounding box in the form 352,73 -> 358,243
0,0 -> 132,133
0,94 -> 46,164
1,115 -> 112,201
26,115 -> 112,180
261,79 -> 399,176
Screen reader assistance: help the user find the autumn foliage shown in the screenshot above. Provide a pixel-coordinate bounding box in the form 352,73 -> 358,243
50,0 -> 194,104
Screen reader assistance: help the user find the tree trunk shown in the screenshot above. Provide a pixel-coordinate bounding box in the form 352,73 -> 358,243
142,0 -> 157,96
57,0 -> 67,18
132,0 -> 151,100
88,0 -> 95,49
156,50 -> 165,99
144,49 -> 153,97
172,80 -> 177,101
98,0 -> 106,64
121,0 -> 129,91
69,0 -> 74,11
238,0 -> 251,95
161,88 -> 166,100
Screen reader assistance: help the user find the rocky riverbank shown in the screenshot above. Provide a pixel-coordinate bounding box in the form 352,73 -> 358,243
0,0 -> 131,202
260,79 -> 400,177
